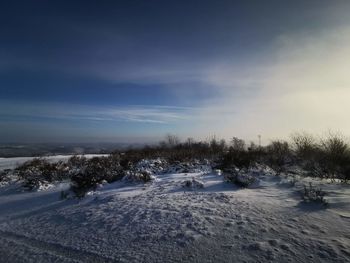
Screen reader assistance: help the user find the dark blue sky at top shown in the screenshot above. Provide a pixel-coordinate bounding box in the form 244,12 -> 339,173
0,0 -> 346,142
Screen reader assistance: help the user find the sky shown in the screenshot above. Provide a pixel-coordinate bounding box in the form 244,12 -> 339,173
1,0 -> 350,143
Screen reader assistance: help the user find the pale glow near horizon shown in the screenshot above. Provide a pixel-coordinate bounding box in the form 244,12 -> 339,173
185,25 -> 350,143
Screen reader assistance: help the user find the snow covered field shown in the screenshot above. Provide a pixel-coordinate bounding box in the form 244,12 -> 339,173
0,157 -> 349,262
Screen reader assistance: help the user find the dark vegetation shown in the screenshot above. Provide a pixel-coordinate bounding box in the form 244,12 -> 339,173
69,155 -> 124,197
10,132 -> 350,196
291,132 -> 350,182
15,158 -> 68,190
301,182 -> 328,205
0,169 -> 12,184
224,169 -> 256,188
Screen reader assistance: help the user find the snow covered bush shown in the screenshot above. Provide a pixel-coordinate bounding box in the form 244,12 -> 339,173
0,169 -> 13,186
70,155 -> 123,197
15,158 -> 68,190
235,173 -> 256,188
301,182 -> 328,205
288,176 -> 298,187
0,169 -> 9,182
182,178 -> 204,189
224,169 -> 256,188
119,152 -> 142,169
121,158 -> 168,183
70,156 -> 167,197
66,155 -> 88,169
122,170 -> 154,183
135,158 -> 168,174
165,160 -> 211,174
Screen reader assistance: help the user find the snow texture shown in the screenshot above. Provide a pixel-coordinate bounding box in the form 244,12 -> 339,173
0,157 -> 349,262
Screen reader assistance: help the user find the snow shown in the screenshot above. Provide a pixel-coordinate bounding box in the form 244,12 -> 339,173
0,157 -> 349,262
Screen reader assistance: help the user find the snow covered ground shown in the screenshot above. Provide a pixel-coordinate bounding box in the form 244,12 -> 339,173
0,157 -> 349,262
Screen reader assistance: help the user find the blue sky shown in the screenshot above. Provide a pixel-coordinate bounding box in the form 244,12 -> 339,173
1,1 -> 350,143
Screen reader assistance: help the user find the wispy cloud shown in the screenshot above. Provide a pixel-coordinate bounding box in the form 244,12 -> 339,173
0,101 -> 192,124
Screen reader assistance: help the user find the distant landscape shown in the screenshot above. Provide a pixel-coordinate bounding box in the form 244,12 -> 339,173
0,143 -> 141,158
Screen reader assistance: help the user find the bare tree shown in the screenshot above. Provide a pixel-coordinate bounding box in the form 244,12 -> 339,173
165,134 -> 180,148
231,137 -> 245,151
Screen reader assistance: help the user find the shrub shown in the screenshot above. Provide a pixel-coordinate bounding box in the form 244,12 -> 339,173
219,137 -> 266,171
15,158 -> 66,190
139,171 -> 153,182
341,165 -> 350,183
320,132 -> 350,180
301,182 -> 328,205
291,132 -> 319,160
231,137 -> 245,151
122,170 -> 153,183
164,134 -> 181,148
291,133 -> 322,174
321,132 -> 349,161
224,169 -> 256,188
115,134 -> 226,166
209,136 -> 227,156
222,149 -> 251,170
292,132 -> 350,181
181,178 -> 204,189
60,190 -> 70,200
220,138 -> 252,170
119,151 -> 144,169
0,169 -> 13,185
0,169 -> 9,181
266,140 -> 291,173
70,155 -> 123,197
67,155 -> 88,169
288,176 -> 298,187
